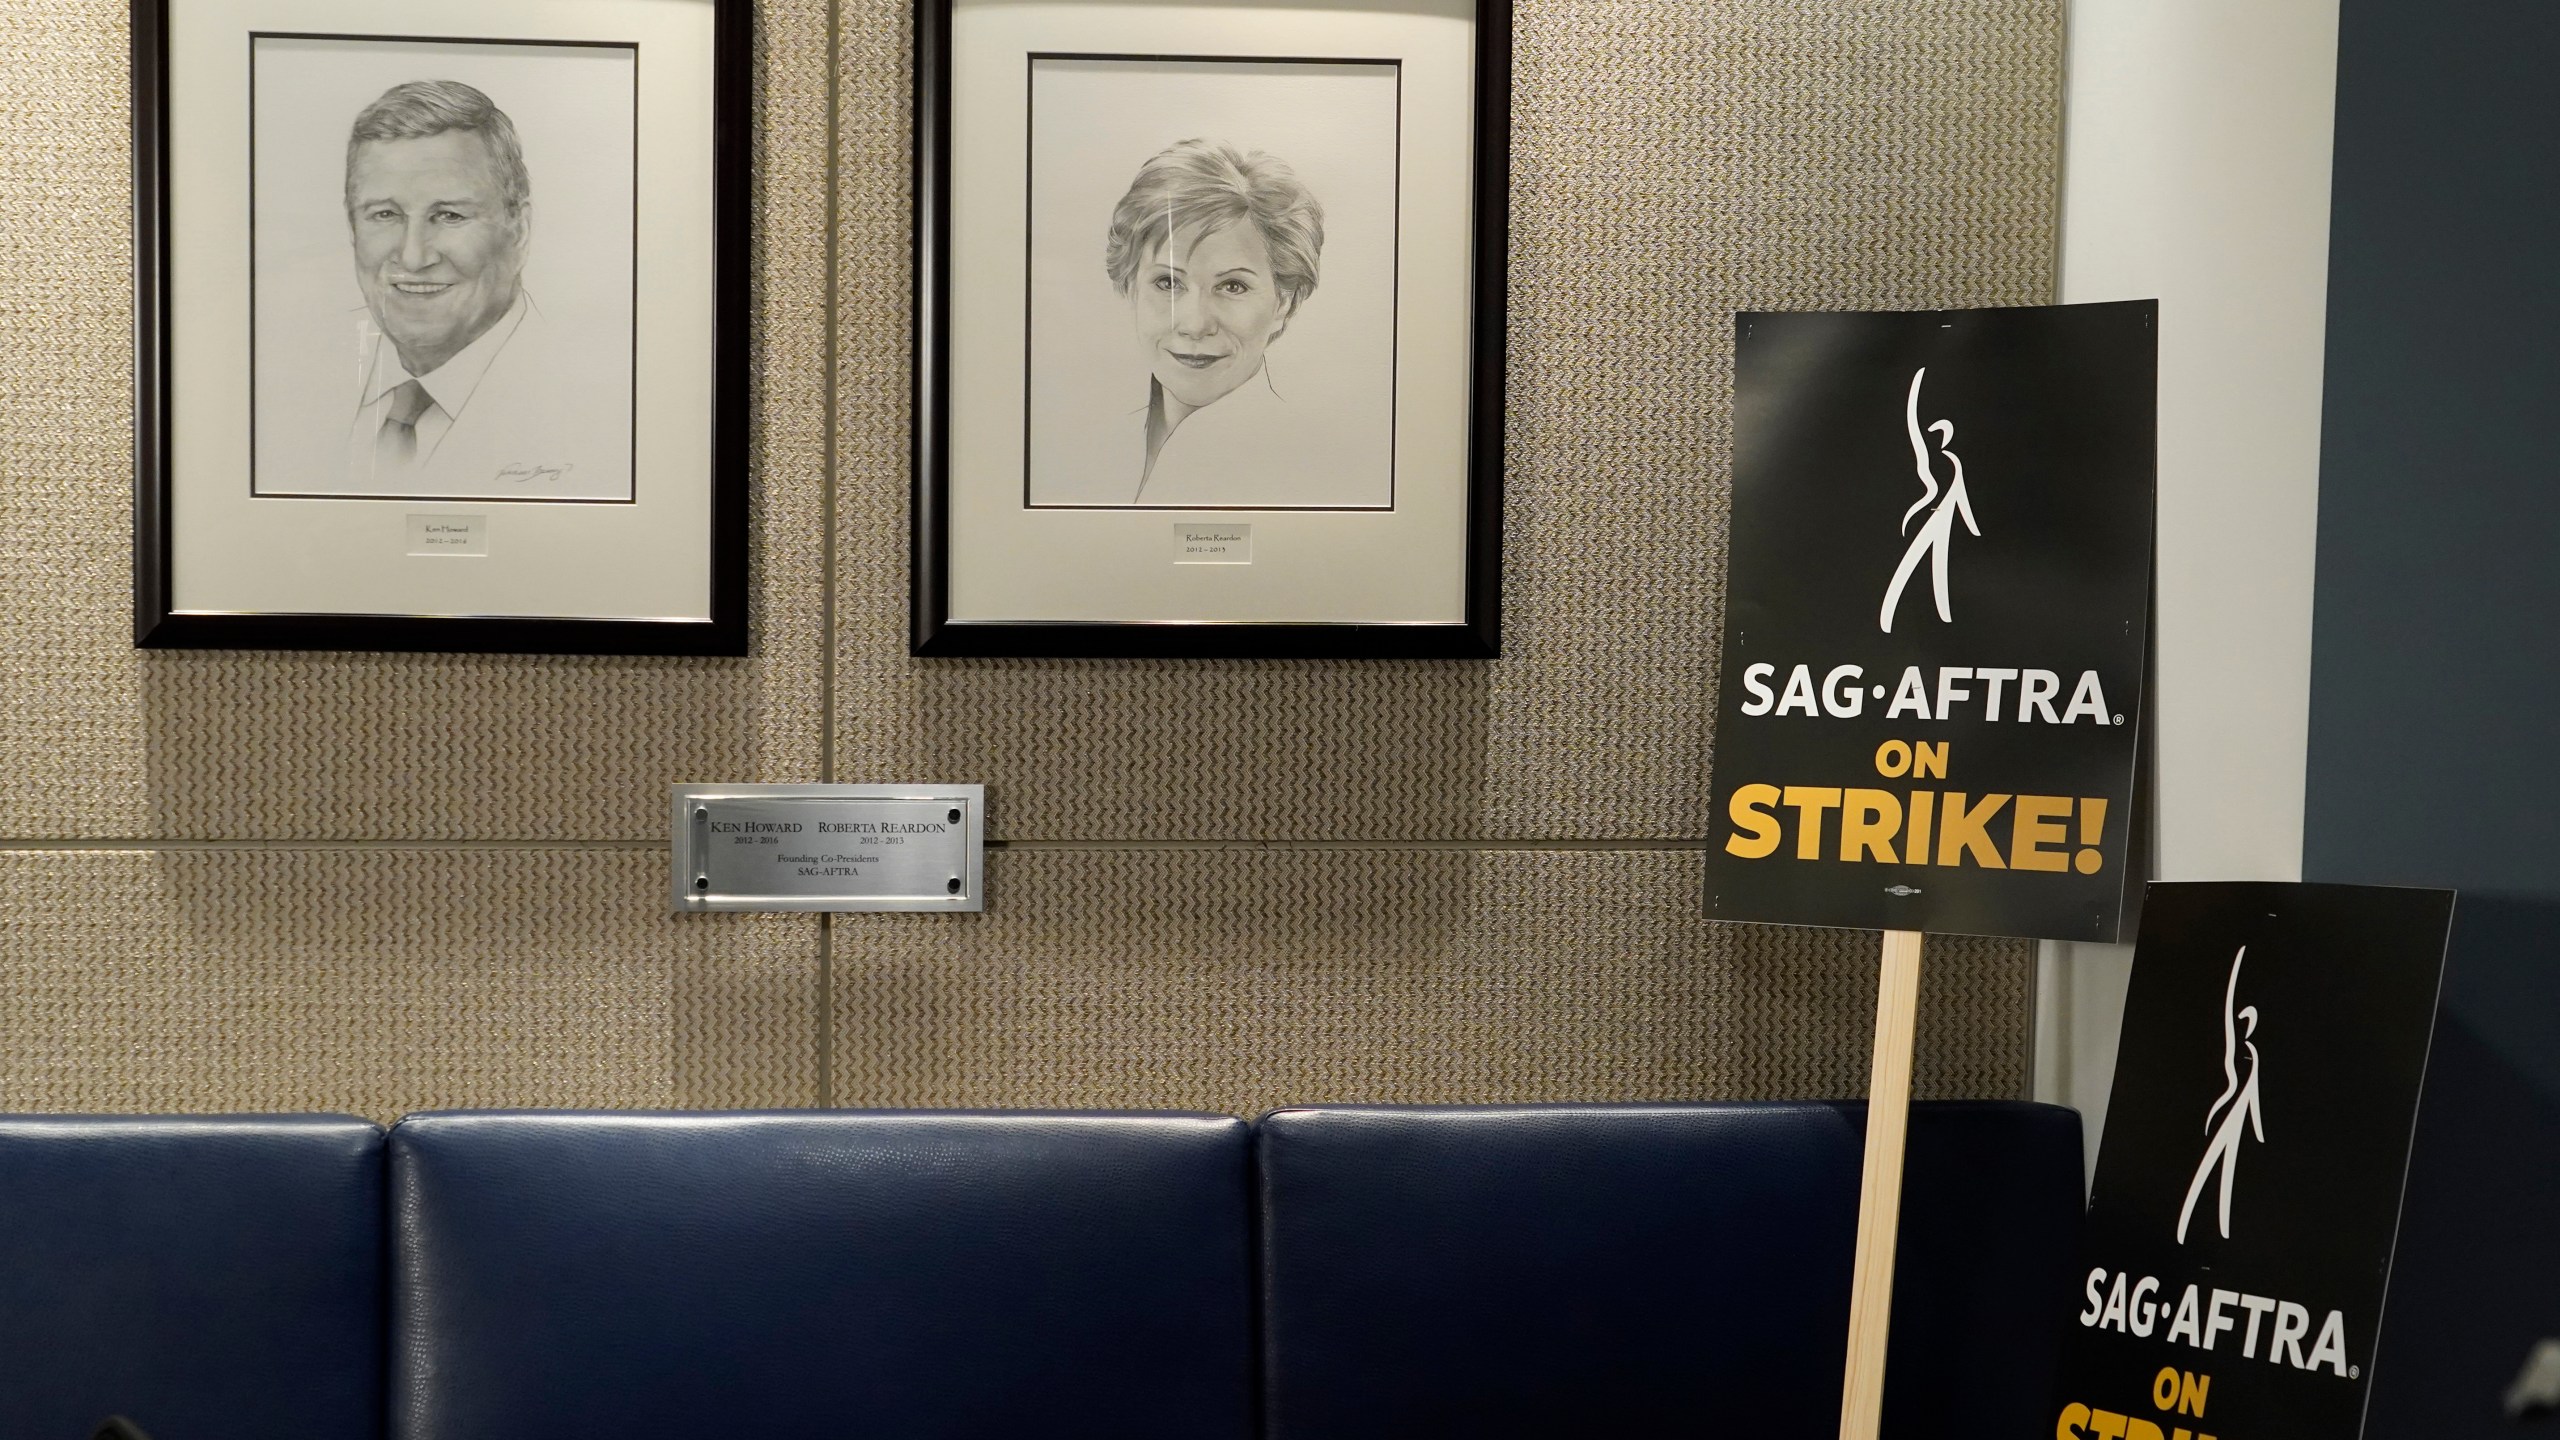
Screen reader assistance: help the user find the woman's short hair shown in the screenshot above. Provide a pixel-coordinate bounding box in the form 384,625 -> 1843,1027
344,80 -> 532,219
1104,139 -> 1324,312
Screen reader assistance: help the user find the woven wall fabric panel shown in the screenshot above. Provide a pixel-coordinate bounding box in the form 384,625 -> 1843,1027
0,849 -> 818,1118
831,849 -> 2030,1113
832,0 -> 2063,841
0,0 -> 830,841
0,0 -> 2058,1114
0,5 -> 148,834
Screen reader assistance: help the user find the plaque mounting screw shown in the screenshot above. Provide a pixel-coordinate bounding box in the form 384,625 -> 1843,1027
694,877 -> 710,891
946,877 -> 962,894
947,808 -> 961,823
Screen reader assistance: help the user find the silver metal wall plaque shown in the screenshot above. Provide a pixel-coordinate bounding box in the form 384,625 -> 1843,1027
671,784 -> 984,913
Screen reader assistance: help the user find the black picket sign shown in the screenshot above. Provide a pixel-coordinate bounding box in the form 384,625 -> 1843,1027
2056,882 -> 2455,1440
1703,301 -> 2155,942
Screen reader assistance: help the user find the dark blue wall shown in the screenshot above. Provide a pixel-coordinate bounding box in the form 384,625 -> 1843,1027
2306,0 -> 2560,893
2307,0 -> 2560,1432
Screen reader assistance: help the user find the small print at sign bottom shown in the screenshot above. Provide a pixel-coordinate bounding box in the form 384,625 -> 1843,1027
671,784 -> 984,912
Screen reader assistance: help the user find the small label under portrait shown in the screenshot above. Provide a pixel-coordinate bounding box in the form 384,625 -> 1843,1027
406,513 -> 489,556
1173,524 -> 1252,565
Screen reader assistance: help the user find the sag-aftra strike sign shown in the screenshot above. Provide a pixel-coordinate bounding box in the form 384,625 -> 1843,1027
1702,301 -> 2156,941
2056,882 -> 2453,1440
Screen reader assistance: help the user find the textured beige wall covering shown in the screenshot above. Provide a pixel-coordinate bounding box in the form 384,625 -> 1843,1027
0,0 -> 833,1112
831,0 -> 2064,843
0,850 -> 815,1115
0,1 -> 830,843
0,0 -> 2061,1117
825,0 -> 2059,1109
835,850 -> 2031,1111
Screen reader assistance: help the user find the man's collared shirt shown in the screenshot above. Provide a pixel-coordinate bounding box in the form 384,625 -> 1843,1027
346,290 -> 532,483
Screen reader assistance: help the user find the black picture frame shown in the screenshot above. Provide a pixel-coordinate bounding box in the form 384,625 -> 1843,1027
132,0 -> 751,656
911,0 -> 1509,659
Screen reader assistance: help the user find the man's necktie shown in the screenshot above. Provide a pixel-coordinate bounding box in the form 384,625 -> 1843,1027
374,379 -> 435,469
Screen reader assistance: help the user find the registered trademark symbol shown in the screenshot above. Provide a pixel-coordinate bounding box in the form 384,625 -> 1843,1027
2351,1366 -> 2361,1379
2111,714 -> 2125,725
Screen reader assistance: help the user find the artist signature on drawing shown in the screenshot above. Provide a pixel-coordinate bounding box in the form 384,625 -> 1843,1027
496,462 -> 572,484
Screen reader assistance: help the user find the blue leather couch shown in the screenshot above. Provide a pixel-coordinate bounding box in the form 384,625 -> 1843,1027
0,1101 -> 2083,1439
0,1115 -> 385,1440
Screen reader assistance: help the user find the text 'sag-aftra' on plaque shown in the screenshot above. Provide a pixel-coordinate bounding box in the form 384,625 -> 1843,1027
671,784 -> 984,913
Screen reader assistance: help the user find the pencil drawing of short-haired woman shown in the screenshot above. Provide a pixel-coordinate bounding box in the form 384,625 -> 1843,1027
1102,138 -> 1324,503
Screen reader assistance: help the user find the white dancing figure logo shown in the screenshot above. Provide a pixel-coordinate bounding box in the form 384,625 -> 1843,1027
2177,946 -> 2268,1244
1878,367 -> 1981,634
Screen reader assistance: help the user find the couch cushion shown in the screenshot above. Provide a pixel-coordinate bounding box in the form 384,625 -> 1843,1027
389,1110 -> 1254,1440
1256,1100 -> 2084,1439
0,1114 -> 387,1440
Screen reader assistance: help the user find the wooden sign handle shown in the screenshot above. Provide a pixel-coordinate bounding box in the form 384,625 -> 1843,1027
1838,928 -> 1925,1440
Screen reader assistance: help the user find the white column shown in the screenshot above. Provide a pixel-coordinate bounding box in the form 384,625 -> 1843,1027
2036,0 -> 2337,1177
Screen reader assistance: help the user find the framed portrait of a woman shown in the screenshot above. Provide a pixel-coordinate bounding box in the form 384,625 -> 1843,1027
913,0 -> 1508,657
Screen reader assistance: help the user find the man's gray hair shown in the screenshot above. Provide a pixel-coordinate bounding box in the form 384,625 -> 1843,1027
344,80 -> 531,218
1104,139 -> 1324,312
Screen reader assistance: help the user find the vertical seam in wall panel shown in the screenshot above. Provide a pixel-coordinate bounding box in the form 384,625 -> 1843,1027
818,0 -> 840,793
2032,0 -> 2069,1083
815,0 -> 845,1109
819,921 -> 835,1109
2024,945 -> 2046,1102
2048,0 -> 2073,302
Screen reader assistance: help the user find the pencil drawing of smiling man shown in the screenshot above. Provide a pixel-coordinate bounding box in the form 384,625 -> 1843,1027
339,79 -> 619,495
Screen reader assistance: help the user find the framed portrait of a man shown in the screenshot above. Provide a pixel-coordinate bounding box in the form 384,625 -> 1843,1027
913,0 -> 1509,658
134,0 -> 747,654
